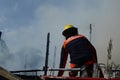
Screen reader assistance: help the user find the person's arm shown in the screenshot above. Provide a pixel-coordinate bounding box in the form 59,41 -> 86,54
57,46 -> 68,76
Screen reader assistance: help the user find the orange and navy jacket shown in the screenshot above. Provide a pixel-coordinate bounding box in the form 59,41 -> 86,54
58,35 -> 97,76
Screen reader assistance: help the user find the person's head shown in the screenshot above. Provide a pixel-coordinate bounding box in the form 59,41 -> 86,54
62,24 -> 78,39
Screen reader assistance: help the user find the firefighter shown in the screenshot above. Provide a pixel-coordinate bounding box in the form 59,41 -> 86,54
57,24 -> 98,77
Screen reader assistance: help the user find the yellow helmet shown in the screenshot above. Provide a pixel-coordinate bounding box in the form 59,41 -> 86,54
63,24 -> 74,31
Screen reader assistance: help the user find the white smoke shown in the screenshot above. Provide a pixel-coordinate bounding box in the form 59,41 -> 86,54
0,39 -> 11,67
0,38 -> 45,71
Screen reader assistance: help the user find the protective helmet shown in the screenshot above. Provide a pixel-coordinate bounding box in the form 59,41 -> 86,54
62,24 -> 78,36
63,24 -> 74,31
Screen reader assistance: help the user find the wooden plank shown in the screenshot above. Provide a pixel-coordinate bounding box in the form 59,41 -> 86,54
0,67 -> 22,80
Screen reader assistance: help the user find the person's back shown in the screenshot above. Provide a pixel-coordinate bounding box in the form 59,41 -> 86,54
65,35 -> 97,67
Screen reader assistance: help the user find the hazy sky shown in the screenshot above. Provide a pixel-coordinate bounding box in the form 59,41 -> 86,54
0,0 -> 120,71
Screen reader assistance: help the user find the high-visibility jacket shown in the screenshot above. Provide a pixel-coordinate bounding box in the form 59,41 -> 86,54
58,35 -> 97,76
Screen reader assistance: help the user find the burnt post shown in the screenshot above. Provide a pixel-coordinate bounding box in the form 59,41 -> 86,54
0,31 -> 2,40
44,32 -> 50,76
89,24 -> 92,42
